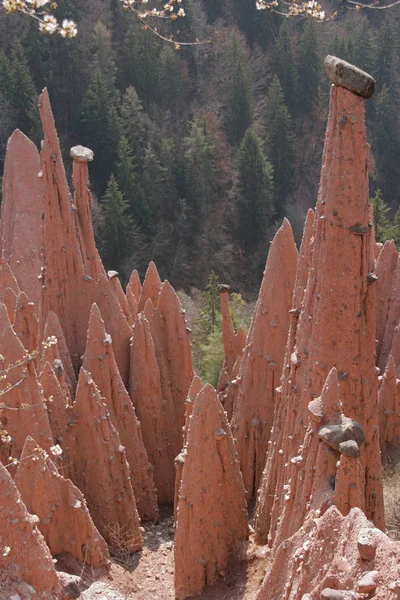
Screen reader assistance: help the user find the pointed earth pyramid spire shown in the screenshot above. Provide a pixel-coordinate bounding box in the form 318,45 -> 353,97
130,313 -> 174,503
0,303 -> 53,467
230,218 -> 298,499
174,384 -> 248,600
137,261 -> 162,312
0,130 -> 44,309
83,303 -> 158,521
0,460 -> 61,599
255,68 -> 384,549
127,269 -> 142,305
63,367 -> 143,552
15,436 -> 110,567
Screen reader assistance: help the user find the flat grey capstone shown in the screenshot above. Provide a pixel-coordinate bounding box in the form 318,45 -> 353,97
107,270 -> 119,279
325,55 -> 375,99
218,283 -> 231,292
70,145 -> 94,162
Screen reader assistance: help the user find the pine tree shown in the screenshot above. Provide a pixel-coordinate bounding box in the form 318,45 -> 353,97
374,16 -> 400,99
24,19 -> 54,90
203,0 -> 225,23
120,86 -> 154,165
141,144 -> 164,215
80,65 -> 121,191
370,189 -> 400,245
115,136 -> 153,237
348,17 -> 373,74
183,120 -> 217,232
159,46 -> 188,119
274,21 -> 298,115
100,174 -> 134,270
196,270 -> 221,335
372,86 -> 400,205
392,209 -> 400,249
23,14 -> 90,135
78,21 -> 122,190
264,75 -> 295,217
223,31 -> 252,145
297,20 -> 321,114
122,20 -> 160,109
90,22 -> 118,90
0,92 -> 16,166
236,127 -> 274,252
199,324 -> 225,387
159,137 -> 180,223
0,51 -> 10,92
229,0 -> 268,47
330,34 -> 349,62
371,189 -> 391,243
5,39 -> 39,135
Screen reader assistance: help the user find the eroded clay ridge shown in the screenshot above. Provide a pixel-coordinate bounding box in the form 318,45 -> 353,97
257,506 -> 399,599
255,70 -> 384,549
378,355 -> 400,451
0,460 -> 61,599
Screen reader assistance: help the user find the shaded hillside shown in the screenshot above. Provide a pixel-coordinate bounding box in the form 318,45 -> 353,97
0,0 -> 399,291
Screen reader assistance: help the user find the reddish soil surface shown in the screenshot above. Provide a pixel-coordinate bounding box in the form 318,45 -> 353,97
77,507 -> 268,600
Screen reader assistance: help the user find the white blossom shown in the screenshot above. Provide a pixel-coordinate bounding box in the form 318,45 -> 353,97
50,444 -> 63,456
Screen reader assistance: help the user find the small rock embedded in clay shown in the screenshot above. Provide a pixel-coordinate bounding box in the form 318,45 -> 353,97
39,361 -> 70,445
324,55 -> 375,99
320,590 -> 353,600
358,570 -> 379,593
388,581 -> 400,596
70,145 -> 94,163
41,311 -> 77,397
338,439 -> 360,457
58,572 -> 81,599
318,418 -> 365,451
357,527 -> 387,561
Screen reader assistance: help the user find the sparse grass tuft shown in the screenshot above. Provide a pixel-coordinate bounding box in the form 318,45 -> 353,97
383,472 -> 400,541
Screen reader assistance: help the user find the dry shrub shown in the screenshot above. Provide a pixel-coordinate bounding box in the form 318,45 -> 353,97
106,523 -> 142,566
383,473 -> 400,541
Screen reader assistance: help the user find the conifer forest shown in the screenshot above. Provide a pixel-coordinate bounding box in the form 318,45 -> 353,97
0,0 -> 399,293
